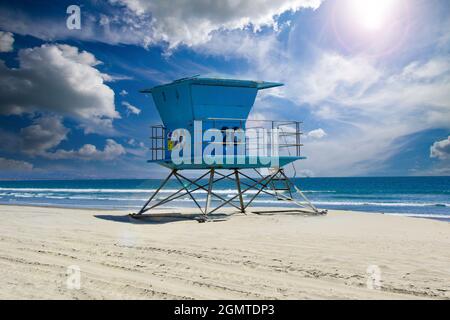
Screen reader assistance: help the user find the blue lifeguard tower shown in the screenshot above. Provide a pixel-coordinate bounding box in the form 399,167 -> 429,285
134,76 -> 325,220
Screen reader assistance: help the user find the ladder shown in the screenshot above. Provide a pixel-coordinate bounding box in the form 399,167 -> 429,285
268,168 -> 294,201
268,124 -> 298,201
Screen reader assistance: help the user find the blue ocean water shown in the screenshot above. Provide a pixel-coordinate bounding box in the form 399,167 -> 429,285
0,176 -> 448,219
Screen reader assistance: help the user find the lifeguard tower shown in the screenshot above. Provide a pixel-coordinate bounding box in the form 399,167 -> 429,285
134,76 -> 326,220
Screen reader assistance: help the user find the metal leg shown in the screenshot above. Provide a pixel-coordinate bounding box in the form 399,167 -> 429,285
146,170 -> 218,211
136,169 -> 175,215
278,169 -> 325,214
204,169 -> 215,216
234,170 -> 246,213
253,168 -> 326,215
138,170 -> 234,215
175,171 -> 242,210
207,172 -> 275,215
174,171 -> 204,214
243,171 -> 279,210
220,170 -> 277,198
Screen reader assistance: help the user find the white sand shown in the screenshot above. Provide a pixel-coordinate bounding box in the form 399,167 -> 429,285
0,204 -> 449,300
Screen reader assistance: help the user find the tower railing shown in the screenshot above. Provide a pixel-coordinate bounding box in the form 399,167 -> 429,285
149,118 -> 303,161
150,124 -> 166,161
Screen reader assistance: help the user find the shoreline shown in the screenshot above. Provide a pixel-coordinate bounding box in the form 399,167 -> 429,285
1,176 -> 448,220
0,204 -> 449,299
1,202 -> 448,223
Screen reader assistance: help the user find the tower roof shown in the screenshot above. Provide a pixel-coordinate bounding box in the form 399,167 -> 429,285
140,76 -> 283,93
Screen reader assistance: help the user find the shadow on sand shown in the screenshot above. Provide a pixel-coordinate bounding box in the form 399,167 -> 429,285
94,212 -> 230,225
94,209 -> 323,225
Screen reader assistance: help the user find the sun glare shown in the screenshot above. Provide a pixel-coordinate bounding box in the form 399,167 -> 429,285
349,0 -> 397,31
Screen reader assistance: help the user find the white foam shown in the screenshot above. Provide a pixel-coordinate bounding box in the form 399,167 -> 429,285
0,187 -> 335,195
386,213 -> 450,219
312,201 -> 449,207
1,191 -> 448,208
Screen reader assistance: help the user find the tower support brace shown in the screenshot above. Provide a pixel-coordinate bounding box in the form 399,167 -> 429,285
134,168 -> 327,218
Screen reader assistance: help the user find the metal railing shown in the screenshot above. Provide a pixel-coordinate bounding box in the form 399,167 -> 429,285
150,125 -> 166,161
149,118 -> 303,161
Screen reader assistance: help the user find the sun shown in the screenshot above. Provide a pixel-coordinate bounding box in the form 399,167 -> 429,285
349,0 -> 397,31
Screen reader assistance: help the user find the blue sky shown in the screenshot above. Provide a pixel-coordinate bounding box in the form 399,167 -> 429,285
0,0 -> 449,179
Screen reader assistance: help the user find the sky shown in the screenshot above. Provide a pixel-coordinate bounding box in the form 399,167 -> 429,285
0,0 -> 449,179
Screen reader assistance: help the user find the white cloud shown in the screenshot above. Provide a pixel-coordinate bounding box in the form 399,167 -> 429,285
430,136 -> 450,160
0,157 -> 33,171
126,138 -> 147,157
0,7 -> 155,49
20,116 -> 69,157
307,128 -> 327,139
297,169 -> 314,177
0,115 -> 126,162
237,36 -> 450,175
401,58 -> 450,81
0,44 -> 119,133
312,105 -> 339,120
0,115 -> 69,158
44,139 -> 126,161
0,31 -> 14,52
109,0 -> 322,47
127,138 -> 145,148
119,89 -> 128,96
0,1 -> 321,50
298,53 -> 381,106
297,55 -> 450,175
194,29 -> 281,63
122,101 -> 141,116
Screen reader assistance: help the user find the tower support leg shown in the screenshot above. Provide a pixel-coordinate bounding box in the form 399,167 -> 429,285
204,169 -> 215,216
234,169 -> 246,213
278,169 -> 326,214
136,169 -> 175,215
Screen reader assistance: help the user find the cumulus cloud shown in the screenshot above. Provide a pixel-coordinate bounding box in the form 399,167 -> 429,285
0,6 -> 155,49
0,1 -> 321,50
194,29 -> 281,63
0,115 -> 68,157
0,157 -> 33,171
307,128 -> 327,139
20,116 -> 69,157
44,139 -> 126,161
127,138 -> 145,148
0,31 -> 14,52
430,136 -> 450,160
109,0 -> 322,48
126,138 -> 147,157
0,44 -> 119,133
122,101 -> 141,116
0,115 -> 126,162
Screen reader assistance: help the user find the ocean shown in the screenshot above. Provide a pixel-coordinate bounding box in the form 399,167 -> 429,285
0,176 -> 449,219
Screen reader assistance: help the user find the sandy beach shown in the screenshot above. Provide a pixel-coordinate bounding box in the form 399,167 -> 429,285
0,204 -> 448,300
